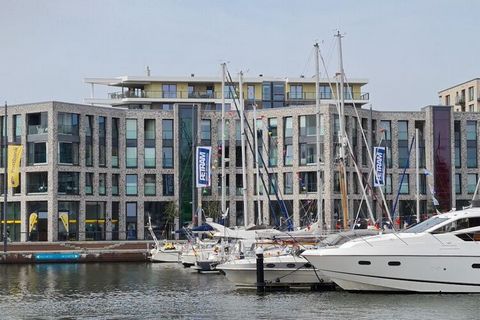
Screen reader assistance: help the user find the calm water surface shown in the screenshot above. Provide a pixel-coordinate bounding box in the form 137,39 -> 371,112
0,263 -> 478,319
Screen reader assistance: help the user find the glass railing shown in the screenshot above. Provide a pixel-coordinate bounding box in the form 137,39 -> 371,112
286,91 -> 369,101
28,125 -> 48,135
109,91 -> 222,99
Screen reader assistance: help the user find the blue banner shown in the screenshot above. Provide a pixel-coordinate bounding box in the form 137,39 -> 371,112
373,147 -> 386,187
196,146 -> 212,187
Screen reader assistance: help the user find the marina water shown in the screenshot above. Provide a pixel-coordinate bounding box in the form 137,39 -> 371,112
0,263 -> 478,319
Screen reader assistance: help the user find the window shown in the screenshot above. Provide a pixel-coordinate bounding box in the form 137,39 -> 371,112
162,119 -> 173,140
398,121 -> 409,168
284,172 -> 293,194
58,142 -> 79,165
144,119 -> 155,140
58,201 -> 79,241
468,174 -> 477,194
284,117 -> 293,138
445,95 -> 450,106
126,147 -> 137,168
319,85 -> 332,99
200,119 -> 211,142
469,86 -> 475,101
268,173 -> 278,195
284,144 -> 293,166
27,112 -> 48,135
398,121 -> 408,140
455,174 -> 462,195
98,173 -> 106,195
112,118 -> 119,168
58,172 -> 79,195
144,147 -> 156,168
384,174 -> 392,195
262,82 -> 285,108
162,84 -> 177,98
85,173 -> 93,195
98,116 -> 106,167
399,174 -> 409,194
290,85 -> 303,99
163,174 -> 174,196
247,85 -> 255,100
162,147 -> 173,168
299,172 -> 317,193
126,119 -> 137,139
58,112 -> 79,135
467,121 -> 477,168
300,143 -> 316,165
144,174 -> 156,196
112,174 -> 119,196
85,115 -> 93,167
454,121 -> 461,168
126,174 -> 138,195
126,202 -> 137,240
27,142 -> 47,165
13,114 -> 22,142
111,202 -> 119,240
85,201 -> 106,241
299,115 -> 316,136
27,172 -> 48,194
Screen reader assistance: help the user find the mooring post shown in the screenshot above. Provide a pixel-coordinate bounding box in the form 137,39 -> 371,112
256,247 -> 265,294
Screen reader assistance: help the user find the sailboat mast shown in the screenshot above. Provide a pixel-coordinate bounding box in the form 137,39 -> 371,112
415,128 -> 420,224
239,72 -> 248,227
253,104 -> 262,225
336,31 -> 349,229
221,63 -> 227,222
314,43 -> 323,233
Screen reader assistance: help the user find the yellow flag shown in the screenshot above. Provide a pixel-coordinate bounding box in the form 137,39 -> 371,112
7,145 -> 23,188
29,212 -> 38,232
59,212 -> 69,232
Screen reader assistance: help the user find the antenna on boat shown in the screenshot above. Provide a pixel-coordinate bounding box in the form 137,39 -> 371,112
239,71 -> 249,228
221,62 -> 227,225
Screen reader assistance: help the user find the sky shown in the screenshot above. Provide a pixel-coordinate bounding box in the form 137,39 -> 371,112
0,0 -> 479,110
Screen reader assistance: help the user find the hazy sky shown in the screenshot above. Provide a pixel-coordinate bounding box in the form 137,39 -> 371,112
1,0 -> 478,110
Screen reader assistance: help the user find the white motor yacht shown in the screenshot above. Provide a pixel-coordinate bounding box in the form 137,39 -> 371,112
302,206 -> 480,293
150,242 -> 181,263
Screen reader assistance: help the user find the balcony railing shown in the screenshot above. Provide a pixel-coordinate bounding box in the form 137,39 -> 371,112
107,90 -> 369,101
109,91 -> 222,100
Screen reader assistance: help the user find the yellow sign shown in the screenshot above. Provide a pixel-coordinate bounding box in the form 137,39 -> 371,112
59,212 -> 69,232
29,212 -> 38,232
7,145 -> 23,188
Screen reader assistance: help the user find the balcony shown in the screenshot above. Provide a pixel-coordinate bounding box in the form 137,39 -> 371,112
455,96 -> 466,105
286,91 -> 369,101
108,91 -> 222,100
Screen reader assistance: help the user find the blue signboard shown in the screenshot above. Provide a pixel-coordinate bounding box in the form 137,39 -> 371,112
196,146 -> 212,187
373,146 -> 386,187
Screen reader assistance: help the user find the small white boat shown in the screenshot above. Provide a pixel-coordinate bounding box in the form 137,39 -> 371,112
150,243 -> 181,263
218,254 -> 327,288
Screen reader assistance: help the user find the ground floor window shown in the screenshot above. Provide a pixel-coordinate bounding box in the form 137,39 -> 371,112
27,201 -> 48,241
144,201 -> 169,240
85,201 -> 106,241
0,202 -> 21,242
112,201 -> 119,240
126,202 -> 137,240
58,201 -> 79,241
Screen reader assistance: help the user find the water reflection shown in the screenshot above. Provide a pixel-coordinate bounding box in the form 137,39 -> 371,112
0,263 -> 479,319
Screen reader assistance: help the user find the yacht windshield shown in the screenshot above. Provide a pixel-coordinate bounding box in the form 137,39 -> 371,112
403,216 -> 449,233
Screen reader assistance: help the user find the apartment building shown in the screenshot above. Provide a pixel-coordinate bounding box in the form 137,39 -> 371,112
1,75 -> 478,243
439,78 -> 480,112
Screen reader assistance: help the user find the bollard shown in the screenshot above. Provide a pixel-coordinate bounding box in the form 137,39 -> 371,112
256,247 -> 265,294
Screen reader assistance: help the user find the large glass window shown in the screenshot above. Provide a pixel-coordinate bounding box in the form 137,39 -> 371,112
99,173 -> 106,195
144,119 -> 155,140
162,84 -> 177,98
98,116 -> 106,167
144,174 -> 156,196
144,119 -> 156,168
27,172 -> 48,194
467,121 -> 477,168
269,173 -> 278,195
284,172 -> 293,194
111,202 -> 119,240
58,112 -> 79,135
299,115 -> 316,136
126,147 -> 137,168
201,119 -> 211,142
13,114 -> 22,142
85,172 -> 93,195
145,147 -> 156,168
398,121 -> 409,168
27,201 -> 48,241
162,119 -> 173,140
284,144 -> 293,166
299,171 -> 317,193
126,202 -> 137,240
112,174 -> 119,196
162,147 -> 173,168
27,142 -> 47,165
284,117 -> 293,138
163,174 -> 174,196
58,142 -> 79,165
85,201 -> 106,241
126,174 -> 138,195
27,112 -> 48,135
85,115 -> 93,167
0,202 -> 21,242
126,119 -> 137,139
58,172 -> 79,195
300,143 -> 316,165
455,174 -> 462,195
399,174 -> 410,194
289,85 -> 303,99
111,118 -> 119,168
468,174 -> 477,194
454,121 -> 461,168
58,201 -> 79,241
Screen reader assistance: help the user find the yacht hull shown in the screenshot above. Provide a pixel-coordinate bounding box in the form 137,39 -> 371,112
150,249 -> 181,263
305,254 -> 480,293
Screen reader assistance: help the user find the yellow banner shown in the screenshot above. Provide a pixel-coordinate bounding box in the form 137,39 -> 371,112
29,212 -> 38,232
59,212 -> 69,232
7,145 -> 23,188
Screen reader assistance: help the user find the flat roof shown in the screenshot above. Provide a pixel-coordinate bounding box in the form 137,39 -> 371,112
438,78 -> 480,94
